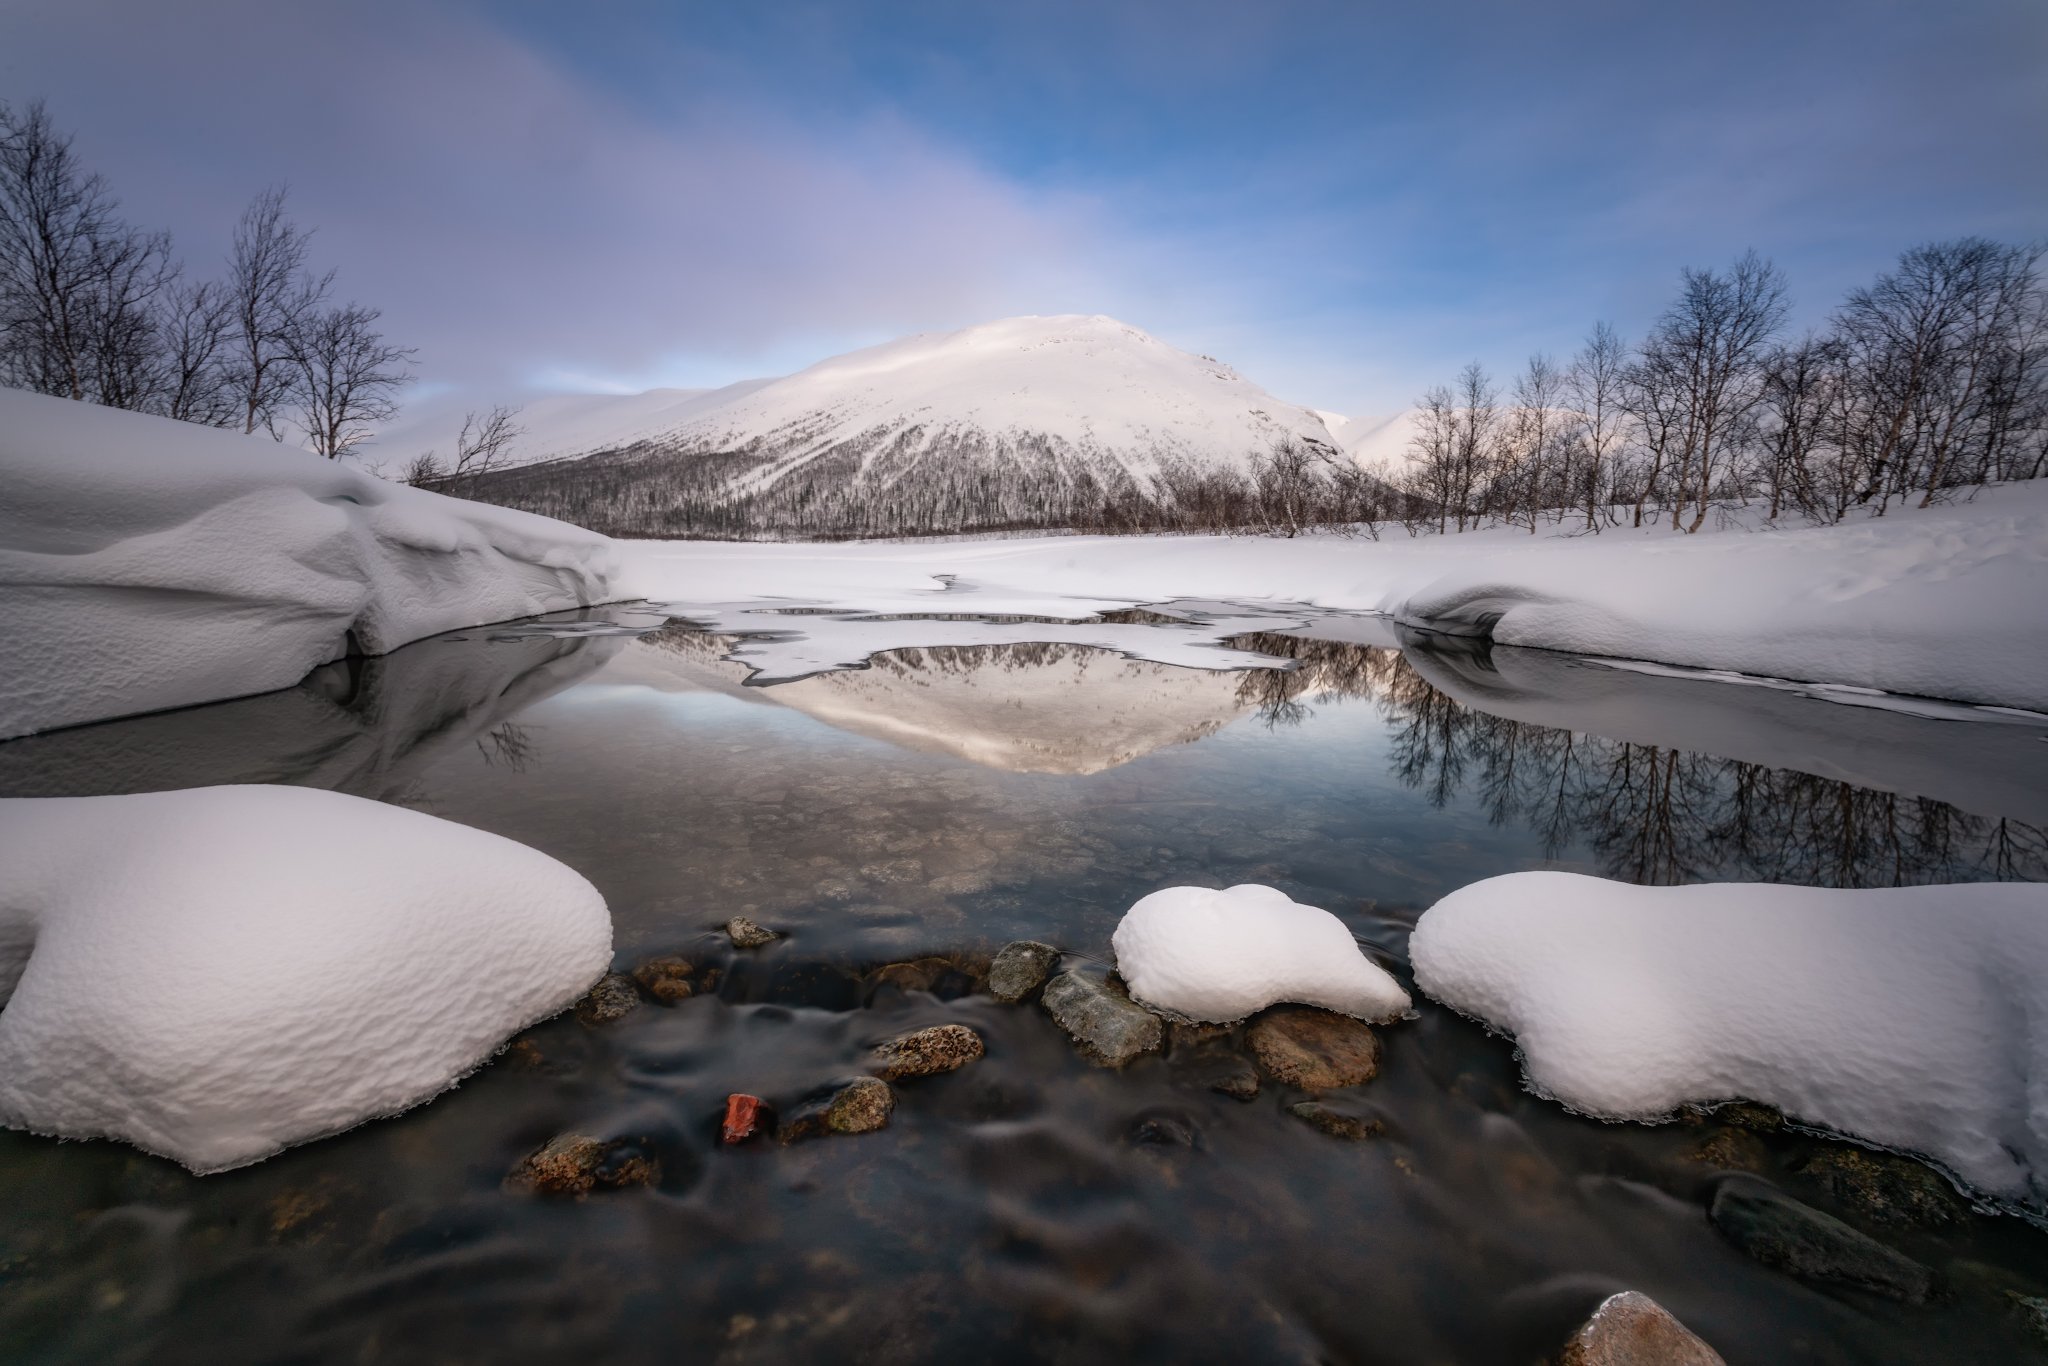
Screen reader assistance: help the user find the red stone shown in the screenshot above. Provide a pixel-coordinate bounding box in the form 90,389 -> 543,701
722,1093 -> 766,1144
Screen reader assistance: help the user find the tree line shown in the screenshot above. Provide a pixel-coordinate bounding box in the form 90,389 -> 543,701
0,99 -> 411,457
1393,241 -> 2046,534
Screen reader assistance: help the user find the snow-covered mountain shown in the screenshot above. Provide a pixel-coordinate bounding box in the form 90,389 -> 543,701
391,314 -> 1338,477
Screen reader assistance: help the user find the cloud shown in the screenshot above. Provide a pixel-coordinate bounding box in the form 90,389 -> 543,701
0,0 -> 1120,391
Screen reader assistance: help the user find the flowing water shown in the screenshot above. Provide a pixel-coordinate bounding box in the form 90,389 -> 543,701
1,601 -> 2045,1364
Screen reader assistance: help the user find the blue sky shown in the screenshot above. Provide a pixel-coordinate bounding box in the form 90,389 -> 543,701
3,0 -> 2043,415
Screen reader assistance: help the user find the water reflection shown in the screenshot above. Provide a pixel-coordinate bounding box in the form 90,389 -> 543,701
1231,630 -> 2048,887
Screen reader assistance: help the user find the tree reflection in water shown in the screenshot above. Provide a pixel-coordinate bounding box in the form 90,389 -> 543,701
1229,631 -> 2048,888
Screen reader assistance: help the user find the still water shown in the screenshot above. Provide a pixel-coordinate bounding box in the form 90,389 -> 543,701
1,603 -> 2044,1364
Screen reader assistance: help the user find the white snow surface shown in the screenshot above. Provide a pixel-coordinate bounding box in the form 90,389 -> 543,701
1113,884 -> 1412,1024
0,389 -> 622,739
624,479 -> 2048,711
0,785 -> 612,1173
370,316 -> 1340,486
1410,872 -> 2048,1205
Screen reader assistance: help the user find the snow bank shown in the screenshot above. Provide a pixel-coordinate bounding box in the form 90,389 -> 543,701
0,785 -> 612,1172
1113,884 -> 1412,1024
0,389 -> 622,739
624,480 -> 2048,710
1410,871 -> 2048,1205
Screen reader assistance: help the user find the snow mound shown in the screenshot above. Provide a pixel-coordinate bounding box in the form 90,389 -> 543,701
0,388 -> 623,739
1112,883 -> 1412,1024
1410,871 -> 2048,1205
0,785 -> 612,1173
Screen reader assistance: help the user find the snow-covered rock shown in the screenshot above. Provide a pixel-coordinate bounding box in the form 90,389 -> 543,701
1112,884 -> 1411,1024
0,388 -> 622,739
1410,871 -> 2048,1206
0,784 -> 612,1173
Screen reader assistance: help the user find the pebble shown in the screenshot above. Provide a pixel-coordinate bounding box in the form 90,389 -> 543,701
506,1134 -> 660,1196
632,955 -> 696,1003
1286,1101 -> 1381,1141
1041,971 -> 1163,1068
987,940 -> 1060,1003
573,974 -> 641,1025
870,1024 -> 986,1081
1557,1290 -> 1726,1366
722,1094 -> 770,1144
783,1078 -> 895,1141
727,916 -> 782,949
1247,1007 -> 1381,1091
1708,1176 -> 1934,1303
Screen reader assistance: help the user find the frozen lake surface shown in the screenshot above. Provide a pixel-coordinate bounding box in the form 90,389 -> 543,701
1,597 -> 2044,1363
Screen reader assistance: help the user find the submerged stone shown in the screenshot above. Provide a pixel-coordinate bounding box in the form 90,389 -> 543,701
1286,1101 -> 1381,1141
783,1078 -> 895,1141
633,955 -> 696,1003
1708,1176 -> 1934,1303
1041,970 -> 1164,1068
727,916 -> 782,949
1247,1006 -> 1381,1091
1557,1290 -> 1726,1366
987,940 -> 1060,1003
1793,1145 -> 1964,1227
507,1133 -> 660,1196
869,1024 -> 985,1081
574,973 -> 641,1025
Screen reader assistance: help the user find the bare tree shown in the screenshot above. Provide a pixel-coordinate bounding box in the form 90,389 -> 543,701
1565,322 -> 1628,530
224,186 -> 331,436
1406,384 -> 1460,534
411,405 -> 523,495
1252,435 -> 1324,537
155,278 -> 238,425
1450,362 -> 1498,532
291,302 -> 414,458
1503,352 -> 1564,532
0,99 -> 176,407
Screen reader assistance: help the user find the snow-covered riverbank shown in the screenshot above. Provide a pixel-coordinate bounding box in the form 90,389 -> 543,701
623,482 -> 2048,713
0,390 -> 622,739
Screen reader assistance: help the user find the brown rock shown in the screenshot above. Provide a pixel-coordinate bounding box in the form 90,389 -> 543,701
1685,1129 -> 1769,1173
1247,1006 -> 1381,1091
574,974 -> 640,1025
1794,1146 -> 1964,1228
632,955 -> 696,1003
1557,1290 -> 1725,1366
869,1023 -> 985,1081
507,1134 -> 661,1196
1208,1062 -> 1262,1102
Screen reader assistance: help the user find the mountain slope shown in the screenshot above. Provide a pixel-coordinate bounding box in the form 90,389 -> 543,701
445,315 -> 1348,538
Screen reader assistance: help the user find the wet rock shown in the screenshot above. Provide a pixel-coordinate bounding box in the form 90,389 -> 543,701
632,955 -> 696,1003
1557,1290 -> 1726,1366
1041,971 -> 1164,1068
574,973 -> 641,1025
987,940 -> 1060,1003
1247,1007 -> 1381,1092
783,1078 -> 895,1142
722,1093 -> 771,1144
2007,1292 -> 2048,1345
1708,1176 -> 1933,1303
1128,1110 -> 1201,1149
506,1134 -> 661,1196
1684,1128 -> 1769,1173
1206,1060 -> 1262,1102
1793,1146 -> 1964,1228
727,916 -> 782,949
1286,1101 -> 1382,1141
866,954 -> 987,999
870,1024 -> 986,1081
1713,1101 -> 1785,1132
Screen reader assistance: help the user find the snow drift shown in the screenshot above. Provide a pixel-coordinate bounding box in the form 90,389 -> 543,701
0,785 -> 612,1172
1114,883 -> 1412,1024
0,388 -> 622,739
1410,871 -> 2048,1206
